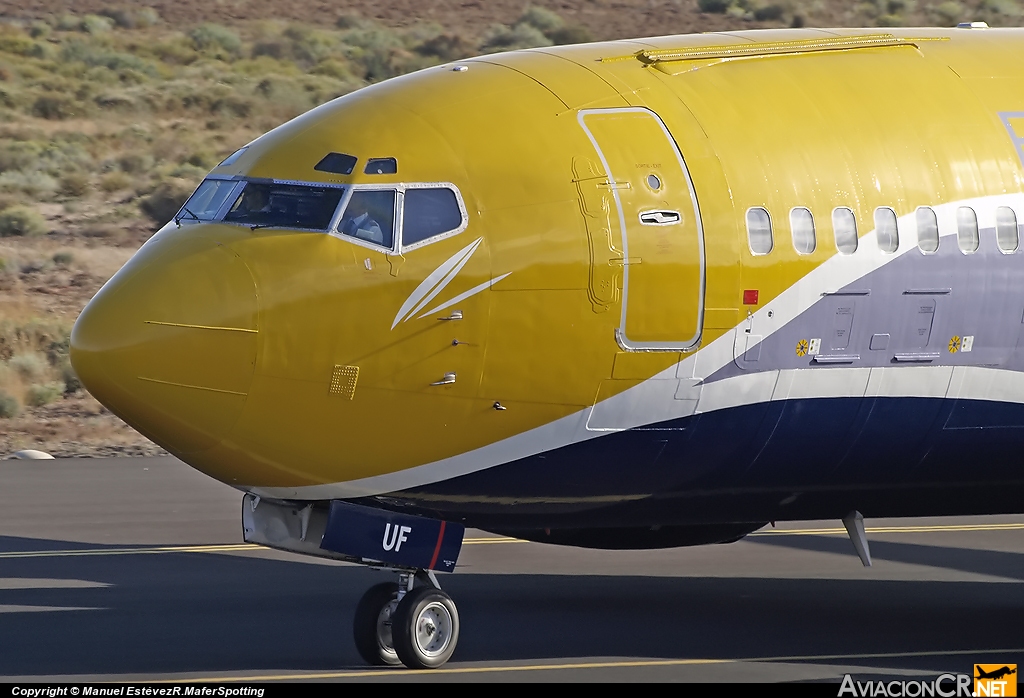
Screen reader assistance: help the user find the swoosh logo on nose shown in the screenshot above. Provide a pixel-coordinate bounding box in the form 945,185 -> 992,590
391,238 -> 482,329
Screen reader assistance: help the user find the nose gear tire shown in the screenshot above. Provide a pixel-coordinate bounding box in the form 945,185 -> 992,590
353,582 -> 402,666
392,586 -> 460,669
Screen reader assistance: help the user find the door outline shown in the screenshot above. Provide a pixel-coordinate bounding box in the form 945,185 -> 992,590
578,107 -> 706,352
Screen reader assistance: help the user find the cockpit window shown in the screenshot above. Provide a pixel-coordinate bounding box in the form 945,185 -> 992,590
178,178 -> 239,222
365,157 -> 397,175
402,188 -> 463,248
223,181 -> 344,230
338,189 -> 396,248
315,152 -> 358,176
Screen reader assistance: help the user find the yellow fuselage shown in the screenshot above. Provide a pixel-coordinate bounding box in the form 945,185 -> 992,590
71,28 -> 1024,528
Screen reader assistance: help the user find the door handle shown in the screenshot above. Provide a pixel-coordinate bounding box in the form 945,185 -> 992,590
639,210 -> 681,226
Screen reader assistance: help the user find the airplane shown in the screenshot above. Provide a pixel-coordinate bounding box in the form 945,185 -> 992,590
69,24 -> 1024,669
976,667 -> 1017,681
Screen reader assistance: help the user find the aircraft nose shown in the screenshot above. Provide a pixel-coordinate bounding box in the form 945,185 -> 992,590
71,233 -> 259,455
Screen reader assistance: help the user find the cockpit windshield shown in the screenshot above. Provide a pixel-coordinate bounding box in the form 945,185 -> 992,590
178,179 -> 239,222
223,181 -> 345,230
176,177 -> 465,252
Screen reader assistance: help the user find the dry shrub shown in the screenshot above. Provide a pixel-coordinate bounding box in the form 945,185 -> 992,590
185,151 -> 215,168
60,361 -> 81,393
0,171 -> 59,199
481,23 -> 551,52
0,388 -> 18,418
98,8 -> 137,29
189,23 -> 242,57
307,59 -> 349,80
518,6 -> 564,33
0,206 -> 47,236
415,34 -> 476,61
698,0 -> 731,11
548,26 -> 592,44
52,250 -> 74,267
0,318 -> 70,364
935,1 -> 965,23
32,95 -> 78,120
100,170 -> 133,192
140,179 -> 194,224
59,171 -> 91,197
118,153 -> 152,174
81,15 -> 114,35
0,141 -> 43,173
9,353 -> 48,381
26,381 -> 65,407
81,223 -> 123,241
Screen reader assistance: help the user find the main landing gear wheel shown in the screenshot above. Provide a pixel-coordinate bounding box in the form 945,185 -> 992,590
392,586 -> 460,669
353,582 -> 402,666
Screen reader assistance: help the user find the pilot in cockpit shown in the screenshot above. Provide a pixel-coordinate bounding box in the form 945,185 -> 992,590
235,184 -> 271,214
340,198 -> 385,245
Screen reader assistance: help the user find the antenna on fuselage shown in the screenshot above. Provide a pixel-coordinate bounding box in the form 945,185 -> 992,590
842,510 -> 872,567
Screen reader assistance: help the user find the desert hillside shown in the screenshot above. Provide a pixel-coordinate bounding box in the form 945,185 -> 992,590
0,0 -> 1021,456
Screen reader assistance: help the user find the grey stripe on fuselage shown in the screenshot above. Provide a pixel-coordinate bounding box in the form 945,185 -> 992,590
706,223 -> 1024,385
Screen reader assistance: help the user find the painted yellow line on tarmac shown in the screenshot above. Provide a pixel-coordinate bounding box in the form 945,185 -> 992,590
163,646 -> 1024,682
750,522 -> 1024,537
0,544 -> 260,559
1,522 -> 1021,559
0,539 -> 513,560
463,537 -> 522,544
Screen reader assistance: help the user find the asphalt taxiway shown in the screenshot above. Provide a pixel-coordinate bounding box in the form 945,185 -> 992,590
0,456 -> 1021,682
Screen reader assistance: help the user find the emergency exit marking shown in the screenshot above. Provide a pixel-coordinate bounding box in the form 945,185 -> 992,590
743,289 -> 759,305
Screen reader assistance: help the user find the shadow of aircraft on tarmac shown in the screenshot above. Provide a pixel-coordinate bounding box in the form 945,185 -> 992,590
0,534 -> 1022,678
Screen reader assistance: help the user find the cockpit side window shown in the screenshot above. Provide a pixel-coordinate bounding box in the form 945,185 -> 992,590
178,178 -> 239,222
338,189 -> 396,249
402,187 -> 463,249
223,181 -> 344,230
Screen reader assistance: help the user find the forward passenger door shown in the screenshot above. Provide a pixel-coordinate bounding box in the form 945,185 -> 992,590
578,108 -> 705,351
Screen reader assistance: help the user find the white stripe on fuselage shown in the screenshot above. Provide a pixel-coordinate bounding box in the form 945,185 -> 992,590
252,193 -> 1024,500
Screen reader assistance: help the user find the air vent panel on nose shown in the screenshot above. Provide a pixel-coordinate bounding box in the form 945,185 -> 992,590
314,152 -> 358,175
329,365 -> 359,400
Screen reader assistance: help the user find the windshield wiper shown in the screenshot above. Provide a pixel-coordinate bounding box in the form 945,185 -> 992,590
174,206 -> 200,227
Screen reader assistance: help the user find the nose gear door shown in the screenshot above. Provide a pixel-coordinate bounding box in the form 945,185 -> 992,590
579,108 -> 705,351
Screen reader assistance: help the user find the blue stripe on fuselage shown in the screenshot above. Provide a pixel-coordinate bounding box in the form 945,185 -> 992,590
386,396 -> 1024,521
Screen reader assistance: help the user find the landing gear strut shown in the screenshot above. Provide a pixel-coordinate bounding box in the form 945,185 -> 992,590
353,570 -> 460,669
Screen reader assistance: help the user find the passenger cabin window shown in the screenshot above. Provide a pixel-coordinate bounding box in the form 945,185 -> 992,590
956,206 -> 979,253
338,189 -> 396,248
996,206 -> 1019,253
223,181 -> 344,231
402,188 -> 463,248
916,207 -> 939,253
790,207 -> 815,255
178,178 -> 238,222
875,207 -> 898,253
832,207 -> 858,255
746,207 -> 773,255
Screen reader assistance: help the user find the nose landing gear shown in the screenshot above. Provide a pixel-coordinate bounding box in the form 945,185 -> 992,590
241,497 -> 465,669
353,570 -> 460,669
